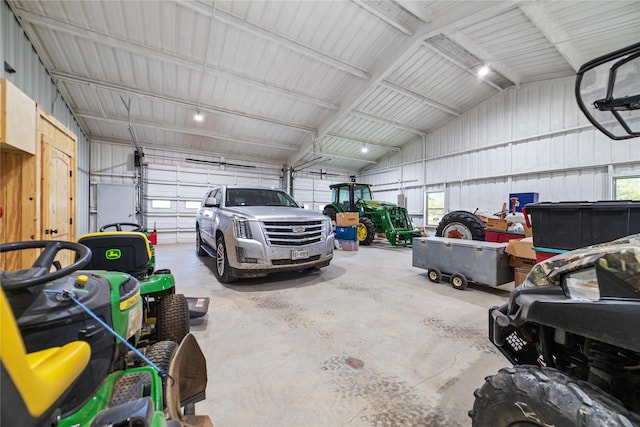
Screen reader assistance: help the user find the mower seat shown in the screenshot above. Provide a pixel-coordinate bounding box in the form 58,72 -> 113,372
0,288 -> 90,427
78,231 -> 153,279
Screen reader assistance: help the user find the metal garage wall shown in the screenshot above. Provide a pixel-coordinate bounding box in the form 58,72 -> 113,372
362,76 -> 640,227
2,2 -> 91,235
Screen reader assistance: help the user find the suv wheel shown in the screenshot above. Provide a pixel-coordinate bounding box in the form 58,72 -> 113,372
214,235 -> 236,283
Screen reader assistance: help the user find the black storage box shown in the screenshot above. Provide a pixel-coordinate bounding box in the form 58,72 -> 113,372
525,201 -> 640,250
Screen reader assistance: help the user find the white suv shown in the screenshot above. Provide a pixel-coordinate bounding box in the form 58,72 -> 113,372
195,185 -> 334,282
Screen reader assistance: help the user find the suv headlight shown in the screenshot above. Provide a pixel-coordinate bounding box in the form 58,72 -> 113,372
324,217 -> 333,236
232,216 -> 253,239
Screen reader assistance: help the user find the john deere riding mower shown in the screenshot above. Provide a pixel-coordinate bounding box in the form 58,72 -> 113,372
324,182 -> 420,247
79,222 -> 209,346
0,240 -> 212,427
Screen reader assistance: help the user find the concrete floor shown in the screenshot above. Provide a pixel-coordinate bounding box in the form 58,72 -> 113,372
155,240 -> 515,427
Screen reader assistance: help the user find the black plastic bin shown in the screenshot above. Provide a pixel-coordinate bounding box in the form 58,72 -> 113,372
525,201 -> 640,250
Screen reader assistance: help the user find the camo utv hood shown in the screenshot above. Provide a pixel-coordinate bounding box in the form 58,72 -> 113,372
522,234 -> 640,288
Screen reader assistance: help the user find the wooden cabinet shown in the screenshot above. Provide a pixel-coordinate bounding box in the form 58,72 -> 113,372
1,79 -> 77,270
1,79 -> 36,154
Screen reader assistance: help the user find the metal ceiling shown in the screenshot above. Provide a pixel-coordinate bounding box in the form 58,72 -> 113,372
7,0 -> 640,172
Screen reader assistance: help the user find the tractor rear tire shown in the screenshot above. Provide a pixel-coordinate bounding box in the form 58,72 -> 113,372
156,293 -> 190,344
436,210 -> 485,241
470,365 -> 640,427
357,217 -> 376,246
324,206 -> 338,221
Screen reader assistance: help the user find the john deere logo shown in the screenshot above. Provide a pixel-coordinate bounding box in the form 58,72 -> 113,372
105,249 -> 122,260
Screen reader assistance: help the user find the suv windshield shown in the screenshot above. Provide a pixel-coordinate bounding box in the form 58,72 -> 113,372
226,189 -> 299,207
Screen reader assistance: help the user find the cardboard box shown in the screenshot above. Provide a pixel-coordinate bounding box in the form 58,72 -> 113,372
524,225 -> 533,237
510,256 -> 537,269
505,237 -> 536,260
486,218 -> 509,231
515,266 -> 532,286
336,212 -> 359,226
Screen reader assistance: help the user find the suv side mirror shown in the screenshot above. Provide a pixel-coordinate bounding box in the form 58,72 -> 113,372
204,197 -> 219,207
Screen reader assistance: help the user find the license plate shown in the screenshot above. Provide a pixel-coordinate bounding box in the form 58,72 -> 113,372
291,249 -> 309,260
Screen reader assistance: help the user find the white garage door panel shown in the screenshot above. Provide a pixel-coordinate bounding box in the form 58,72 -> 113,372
147,167 -> 178,182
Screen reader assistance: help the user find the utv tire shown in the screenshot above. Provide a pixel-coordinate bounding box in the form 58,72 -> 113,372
436,210 -> 485,241
214,235 -> 236,283
156,294 -> 190,343
357,217 -> 376,246
427,268 -> 442,283
470,365 -> 640,427
196,227 -> 207,257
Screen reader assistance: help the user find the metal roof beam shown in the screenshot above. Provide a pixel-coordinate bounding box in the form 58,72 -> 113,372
380,81 -> 461,116
326,132 -> 401,152
349,110 -> 427,136
52,71 -> 316,134
75,111 -> 297,151
390,0 -> 432,23
422,41 -> 504,92
352,0 -> 413,36
182,1 -> 369,79
519,2 -> 583,72
13,7 -> 340,111
445,28 -> 522,87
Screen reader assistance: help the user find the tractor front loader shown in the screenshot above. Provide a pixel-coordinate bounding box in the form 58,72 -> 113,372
324,182 -> 421,247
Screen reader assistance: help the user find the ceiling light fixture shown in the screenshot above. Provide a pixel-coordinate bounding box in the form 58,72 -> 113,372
194,110 -> 204,122
361,143 -> 368,153
477,64 -> 490,78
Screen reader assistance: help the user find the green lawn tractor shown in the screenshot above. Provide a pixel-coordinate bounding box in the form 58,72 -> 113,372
0,240 -> 212,427
79,222 -> 209,346
323,182 -> 420,247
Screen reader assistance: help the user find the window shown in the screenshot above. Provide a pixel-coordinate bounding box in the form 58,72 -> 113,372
425,191 -> 444,226
185,201 -> 200,209
614,176 -> 640,200
151,200 -> 171,209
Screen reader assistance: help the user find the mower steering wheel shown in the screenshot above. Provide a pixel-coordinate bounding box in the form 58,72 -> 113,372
0,241 -> 91,290
99,222 -> 144,232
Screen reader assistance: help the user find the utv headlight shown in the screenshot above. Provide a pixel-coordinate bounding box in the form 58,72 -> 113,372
232,216 -> 253,239
563,268 -> 600,301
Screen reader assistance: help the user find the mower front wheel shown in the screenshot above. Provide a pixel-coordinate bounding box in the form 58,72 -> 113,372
156,294 -> 190,343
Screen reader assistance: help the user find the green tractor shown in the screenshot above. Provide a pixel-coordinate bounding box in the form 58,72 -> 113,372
323,182 -> 421,247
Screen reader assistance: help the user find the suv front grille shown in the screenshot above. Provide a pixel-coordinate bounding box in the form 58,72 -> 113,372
262,220 -> 325,246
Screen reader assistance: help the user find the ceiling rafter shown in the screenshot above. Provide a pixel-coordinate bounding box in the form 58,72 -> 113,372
518,2 -> 583,72
422,41 -> 504,92
349,110 -> 427,136
288,1 -> 516,168
380,80 -> 460,116
445,28 -> 522,88
13,6 -> 340,111
390,0 -> 431,23
181,1 -> 369,79
51,71 -> 316,134
75,110 -> 298,151
351,0 -> 413,36
326,132 -> 401,152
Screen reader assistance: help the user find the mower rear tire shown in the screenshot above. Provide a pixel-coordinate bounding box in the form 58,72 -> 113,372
435,210 -> 485,241
146,340 -> 179,406
357,217 -> 376,246
156,294 -> 190,343
470,365 -> 640,427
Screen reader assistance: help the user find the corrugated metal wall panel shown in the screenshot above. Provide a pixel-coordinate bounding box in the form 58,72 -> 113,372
2,2 -> 91,235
